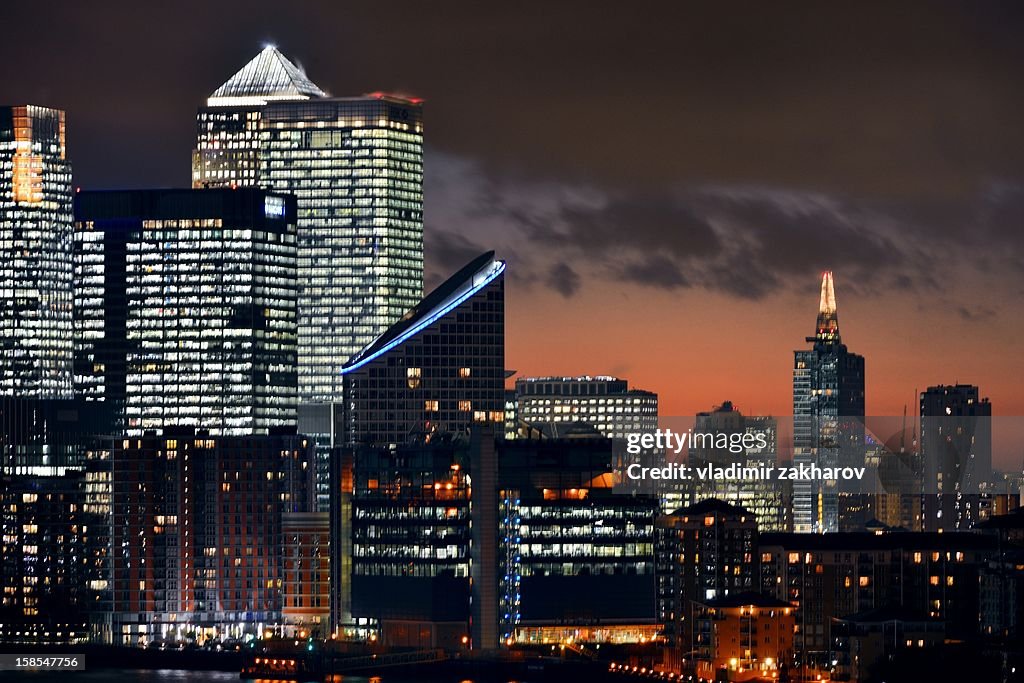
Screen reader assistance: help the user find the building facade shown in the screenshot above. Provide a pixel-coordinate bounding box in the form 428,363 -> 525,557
0,105 -> 74,400
193,47 -> 425,403
281,511 -> 330,637
920,384 -> 992,531
792,272 -> 865,533
656,499 -> 758,659
340,251 -> 505,447
758,530 -> 995,660
690,402 -> 788,532
514,376 -> 657,441
692,592 -> 795,682
348,435 -> 472,649
74,188 -> 298,436
497,435 -> 659,646
106,429 -> 315,645
0,471 -> 97,642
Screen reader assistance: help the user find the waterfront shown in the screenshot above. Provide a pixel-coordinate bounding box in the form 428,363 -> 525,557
2,669 -> 537,683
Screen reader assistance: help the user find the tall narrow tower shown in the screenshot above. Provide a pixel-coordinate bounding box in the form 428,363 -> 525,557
0,106 -> 73,399
792,272 -> 866,533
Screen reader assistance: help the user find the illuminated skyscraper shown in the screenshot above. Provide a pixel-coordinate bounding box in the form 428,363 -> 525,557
74,188 -> 299,436
0,105 -> 73,399
193,47 -> 425,402
792,272 -> 865,533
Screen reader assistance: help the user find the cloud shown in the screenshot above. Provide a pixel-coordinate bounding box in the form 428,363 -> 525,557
616,255 -> 689,290
424,150 -> 1019,317
545,261 -> 581,298
957,305 -> 997,322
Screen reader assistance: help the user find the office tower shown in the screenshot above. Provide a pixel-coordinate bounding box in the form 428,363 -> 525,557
792,272 -> 865,533
74,188 -> 298,436
349,434 -> 472,649
340,251 -> 505,447
920,384 -> 992,531
496,434 -> 659,647
192,46 -> 326,189
514,375 -> 658,441
193,47 -> 425,402
0,106 -> 74,400
656,499 -> 758,663
689,402 -> 788,532
107,429 -> 315,645
344,431 -> 658,650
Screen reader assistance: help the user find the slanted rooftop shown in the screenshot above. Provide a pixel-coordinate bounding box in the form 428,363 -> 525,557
208,46 -> 326,106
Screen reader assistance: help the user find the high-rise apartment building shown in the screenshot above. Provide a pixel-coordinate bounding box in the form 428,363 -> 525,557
106,429 -> 315,644
656,499 -> 758,658
193,47 -> 424,402
792,272 -> 865,533
514,376 -> 657,441
0,105 -> 74,399
74,188 -> 298,436
920,384 -> 992,531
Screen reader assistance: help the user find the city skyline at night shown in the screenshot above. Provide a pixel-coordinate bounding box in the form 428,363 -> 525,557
2,5 -> 1023,682
4,3 -> 1024,425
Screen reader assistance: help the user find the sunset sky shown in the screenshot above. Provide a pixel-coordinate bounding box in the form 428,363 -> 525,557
4,2 -> 1024,445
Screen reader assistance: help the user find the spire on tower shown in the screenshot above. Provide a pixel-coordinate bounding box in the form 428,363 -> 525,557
819,271 -> 837,315
809,270 -> 841,346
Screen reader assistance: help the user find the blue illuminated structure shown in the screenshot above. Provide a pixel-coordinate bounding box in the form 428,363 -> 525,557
340,251 -> 506,447
343,253 -> 505,374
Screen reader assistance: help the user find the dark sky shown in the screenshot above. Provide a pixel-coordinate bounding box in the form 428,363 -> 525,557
5,2 -> 1024,446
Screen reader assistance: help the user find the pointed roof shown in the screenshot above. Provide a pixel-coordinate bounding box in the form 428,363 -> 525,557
811,270 -> 841,346
208,46 -> 326,106
818,270 -> 837,315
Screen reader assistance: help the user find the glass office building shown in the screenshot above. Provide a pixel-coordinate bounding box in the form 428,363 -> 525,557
74,188 -> 299,436
340,251 -> 505,447
0,105 -> 74,399
193,47 -> 425,403
792,272 -> 865,533
513,376 -> 658,441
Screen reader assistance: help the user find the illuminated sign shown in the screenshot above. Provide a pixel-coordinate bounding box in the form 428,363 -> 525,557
264,196 -> 286,219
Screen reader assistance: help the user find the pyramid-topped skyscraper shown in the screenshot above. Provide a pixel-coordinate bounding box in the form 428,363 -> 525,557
193,47 -> 425,510
207,45 -> 327,106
